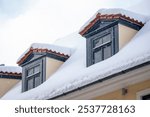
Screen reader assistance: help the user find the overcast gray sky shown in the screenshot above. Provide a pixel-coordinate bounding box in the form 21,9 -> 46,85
0,0 -> 146,66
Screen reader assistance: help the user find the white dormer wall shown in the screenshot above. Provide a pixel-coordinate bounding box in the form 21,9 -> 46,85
46,57 -> 64,80
118,24 -> 138,50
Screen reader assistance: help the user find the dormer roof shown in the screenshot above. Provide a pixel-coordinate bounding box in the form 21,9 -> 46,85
17,43 -> 72,65
0,66 -> 22,79
79,8 -> 148,36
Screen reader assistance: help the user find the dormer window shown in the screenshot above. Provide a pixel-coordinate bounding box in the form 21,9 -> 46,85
25,60 -> 42,90
84,24 -> 119,67
93,30 -> 113,64
79,9 -> 144,67
17,43 -> 71,92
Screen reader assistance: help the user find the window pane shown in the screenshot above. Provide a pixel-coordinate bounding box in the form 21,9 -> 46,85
104,45 -> 111,60
103,34 -> 111,43
27,68 -> 34,76
93,34 -> 111,48
28,78 -> 34,90
94,49 -> 102,63
34,65 -> 40,73
93,38 -> 102,48
35,73 -> 41,87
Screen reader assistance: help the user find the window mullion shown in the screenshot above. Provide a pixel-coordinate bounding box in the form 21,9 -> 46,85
102,46 -> 104,60
33,76 -> 35,88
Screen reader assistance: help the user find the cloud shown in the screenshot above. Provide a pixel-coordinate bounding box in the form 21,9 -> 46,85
0,0 -> 36,19
128,0 -> 150,15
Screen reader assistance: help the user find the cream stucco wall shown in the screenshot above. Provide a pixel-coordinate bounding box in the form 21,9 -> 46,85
0,78 -> 20,97
119,24 -> 138,50
93,79 -> 150,100
46,57 -> 64,80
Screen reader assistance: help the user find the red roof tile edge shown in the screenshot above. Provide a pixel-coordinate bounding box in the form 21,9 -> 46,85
79,13 -> 144,36
17,47 -> 70,65
0,72 -> 21,76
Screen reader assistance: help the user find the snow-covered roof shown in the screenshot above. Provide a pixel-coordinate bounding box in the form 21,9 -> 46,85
2,8 -> 150,100
0,66 -> 22,75
79,8 -> 149,35
17,43 -> 73,65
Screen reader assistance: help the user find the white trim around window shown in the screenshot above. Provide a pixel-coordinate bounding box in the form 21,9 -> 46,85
136,88 -> 150,100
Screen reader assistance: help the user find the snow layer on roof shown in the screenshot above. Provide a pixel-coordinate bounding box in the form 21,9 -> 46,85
128,0 -> 150,16
17,43 -> 73,63
98,8 -> 148,22
0,66 -> 22,74
31,43 -> 72,55
79,8 -> 149,33
54,32 -> 83,48
2,17 -> 150,99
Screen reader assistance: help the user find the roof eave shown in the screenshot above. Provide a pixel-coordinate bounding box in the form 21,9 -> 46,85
49,60 -> 150,100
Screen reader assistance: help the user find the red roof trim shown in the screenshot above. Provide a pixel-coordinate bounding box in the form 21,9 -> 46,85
17,48 -> 70,65
79,13 -> 144,36
0,72 -> 21,76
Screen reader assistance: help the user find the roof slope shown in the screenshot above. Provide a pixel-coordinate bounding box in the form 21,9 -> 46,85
2,9 -> 150,100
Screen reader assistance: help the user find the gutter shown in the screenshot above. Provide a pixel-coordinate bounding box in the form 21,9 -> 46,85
48,61 -> 150,100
